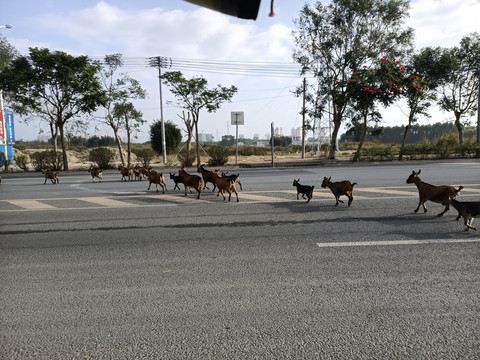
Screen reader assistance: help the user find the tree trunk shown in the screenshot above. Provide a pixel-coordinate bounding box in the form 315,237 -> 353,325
328,106 -> 342,159
186,129 -> 192,163
195,120 -> 200,167
126,128 -> 131,168
398,123 -> 410,160
113,130 -> 126,166
352,113 -> 368,163
59,124 -> 69,171
399,110 -> 415,161
454,111 -> 464,145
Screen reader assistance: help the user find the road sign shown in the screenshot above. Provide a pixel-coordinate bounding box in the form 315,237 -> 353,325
231,112 -> 244,125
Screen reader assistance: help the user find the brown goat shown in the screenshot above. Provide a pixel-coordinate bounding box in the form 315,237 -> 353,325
221,172 -> 243,191
147,172 -> 167,193
197,164 -> 218,191
179,167 -> 202,199
212,172 -> 239,202
321,176 -> 356,206
87,165 -> 103,182
117,164 -> 133,181
406,169 -> 463,217
42,169 -> 59,184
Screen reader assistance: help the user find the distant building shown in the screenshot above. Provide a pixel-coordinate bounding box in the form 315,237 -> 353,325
37,135 -> 49,143
197,133 -> 214,144
291,127 -> 302,142
274,127 -> 284,137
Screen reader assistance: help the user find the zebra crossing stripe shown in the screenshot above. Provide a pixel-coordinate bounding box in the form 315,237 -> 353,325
78,197 -> 137,207
6,199 -> 56,210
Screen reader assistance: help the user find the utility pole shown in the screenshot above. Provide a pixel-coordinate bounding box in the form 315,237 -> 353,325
477,68 -> 480,145
149,56 -> 171,164
301,77 -> 306,159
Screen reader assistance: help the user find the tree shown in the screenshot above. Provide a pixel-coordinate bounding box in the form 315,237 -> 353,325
293,0 -> 413,159
161,71 -> 237,166
0,34 -> 19,70
345,59 -> 406,161
112,101 -> 145,167
96,54 -> 146,166
150,120 -> 182,154
396,49 -> 448,159
438,33 -> 480,145
0,48 -> 104,170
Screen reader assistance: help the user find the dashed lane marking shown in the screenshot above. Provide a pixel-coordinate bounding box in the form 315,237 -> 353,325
317,238 -> 480,247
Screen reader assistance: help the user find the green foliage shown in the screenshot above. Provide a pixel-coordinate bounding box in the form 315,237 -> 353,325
433,132 -> 459,148
86,135 -> 117,148
13,142 -> 28,151
150,120 -> 182,154
0,48 -> 105,170
30,150 -> 63,171
131,146 -> 156,166
207,146 -> 230,167
270,136 -> 292,147
358,146 -> 395,161
238,145 -> 270,156
14,154 -> 29,172
89,147 -> 115,169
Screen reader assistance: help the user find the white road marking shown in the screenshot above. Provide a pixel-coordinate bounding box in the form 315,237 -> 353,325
317,238 -> 480,247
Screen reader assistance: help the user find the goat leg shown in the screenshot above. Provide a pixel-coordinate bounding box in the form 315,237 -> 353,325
348,196 -> 353,207
437,204 -> 449,217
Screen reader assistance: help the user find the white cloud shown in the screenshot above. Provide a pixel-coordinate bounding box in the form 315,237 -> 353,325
407,0 -> 480,48
33,1 -> 294,62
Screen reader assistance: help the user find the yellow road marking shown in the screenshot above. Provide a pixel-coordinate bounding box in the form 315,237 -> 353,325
6,199 -> 56,210
78,197 -> 137,207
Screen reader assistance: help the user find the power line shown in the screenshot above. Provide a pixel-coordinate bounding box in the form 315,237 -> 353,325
91,55 -> 308,78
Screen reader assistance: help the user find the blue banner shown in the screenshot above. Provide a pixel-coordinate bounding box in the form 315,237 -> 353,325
5,110 -> 14,145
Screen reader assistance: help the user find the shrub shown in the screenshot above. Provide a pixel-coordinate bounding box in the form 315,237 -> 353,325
30,150 -> 63,171
132,146 -> 156,166
14,154 -> 29,172
89,147 -> 115,169
207,146 -> 230,166
456,143 -> 480,158
177,149 -> 196,167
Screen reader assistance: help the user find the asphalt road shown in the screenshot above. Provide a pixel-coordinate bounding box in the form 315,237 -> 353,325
1,160 -> 479,359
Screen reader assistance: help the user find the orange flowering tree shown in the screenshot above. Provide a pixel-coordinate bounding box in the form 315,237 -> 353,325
340,58 -> 431,161
342,58 -> 405,161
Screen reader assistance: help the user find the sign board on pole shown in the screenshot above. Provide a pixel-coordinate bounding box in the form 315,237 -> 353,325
0,110 -> 4,140
5,110 -> 15,145
231,111 -> 244,125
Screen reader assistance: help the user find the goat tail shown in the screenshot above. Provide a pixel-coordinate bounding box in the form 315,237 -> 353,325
352,182 -> 358,187
457,185 -> 464,192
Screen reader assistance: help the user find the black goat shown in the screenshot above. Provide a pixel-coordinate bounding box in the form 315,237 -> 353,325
293,179 -> 314,203
169,172 -> 184,190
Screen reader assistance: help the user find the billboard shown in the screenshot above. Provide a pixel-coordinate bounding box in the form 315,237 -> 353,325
5,110 -> 15,145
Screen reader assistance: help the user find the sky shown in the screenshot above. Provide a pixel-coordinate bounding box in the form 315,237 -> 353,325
1,0 -> 479,143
